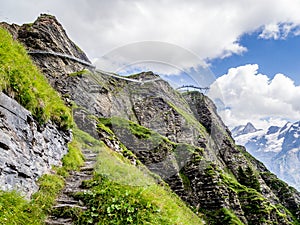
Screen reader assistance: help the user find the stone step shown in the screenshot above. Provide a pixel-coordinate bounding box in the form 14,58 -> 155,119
56,198 -> 80,205
81,149 -> 96,154
80,166 -> 95,172
83,152 -> 98,157
69,171 -> 93,177
53,203 -> 87,210
45,217 -> 72,225
84,157 -> 97,162
63,187 -> 86,195
84,161 -> 96,166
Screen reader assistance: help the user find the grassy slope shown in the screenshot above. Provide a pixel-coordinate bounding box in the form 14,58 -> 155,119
99,116 -> 300,224
0,27 -> 72,129
72,129 -> 204,225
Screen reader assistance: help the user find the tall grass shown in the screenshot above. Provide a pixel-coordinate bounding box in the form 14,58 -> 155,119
0,27 -> 73,129
72,128 -> 204,225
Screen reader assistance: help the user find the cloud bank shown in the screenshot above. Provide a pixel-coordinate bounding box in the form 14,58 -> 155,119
1,0 -> 300,63
209,64 -> 300,129
2,0 -> 300,127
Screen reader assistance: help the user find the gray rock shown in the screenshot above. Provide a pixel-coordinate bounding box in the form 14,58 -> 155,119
0,92 -> 70,197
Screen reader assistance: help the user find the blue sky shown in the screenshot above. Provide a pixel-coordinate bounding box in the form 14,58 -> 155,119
210,31 -> 300,85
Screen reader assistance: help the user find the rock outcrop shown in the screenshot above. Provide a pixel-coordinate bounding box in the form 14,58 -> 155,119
0,92 -> 70,197
2,14 -> 300,224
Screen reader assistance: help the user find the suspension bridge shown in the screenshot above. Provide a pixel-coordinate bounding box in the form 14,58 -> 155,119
176,85 -> 209,93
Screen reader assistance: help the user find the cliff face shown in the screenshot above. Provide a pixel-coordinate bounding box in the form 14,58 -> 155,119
2,15 -> 300,224
0,92 -> 70,197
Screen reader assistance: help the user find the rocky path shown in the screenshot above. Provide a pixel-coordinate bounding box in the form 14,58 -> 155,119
45,149 -> 97,225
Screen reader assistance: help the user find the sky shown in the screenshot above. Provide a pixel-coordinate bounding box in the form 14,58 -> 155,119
1,0 -> 300,129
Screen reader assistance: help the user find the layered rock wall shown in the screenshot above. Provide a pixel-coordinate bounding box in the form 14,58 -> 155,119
0,92 -> 70,197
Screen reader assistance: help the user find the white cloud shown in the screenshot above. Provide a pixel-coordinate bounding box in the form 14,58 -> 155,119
259,23 -> 300,40
1,0 -> 300,64
94,41 -> 208,75
259,23 -> 280,39
208,64 -> 300,129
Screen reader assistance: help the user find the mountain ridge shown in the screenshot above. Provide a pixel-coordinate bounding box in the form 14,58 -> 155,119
233,121 -> 300,191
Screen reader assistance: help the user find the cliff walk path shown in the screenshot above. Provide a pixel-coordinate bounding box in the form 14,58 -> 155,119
28,50 -> 161,84
176,85 -> 209,93
28,51 -> 210,90
45,149 -> 98,225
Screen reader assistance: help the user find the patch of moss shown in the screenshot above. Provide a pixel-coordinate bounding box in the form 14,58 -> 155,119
73,128 -> 103,148
237,166 -> 261,192
167,101 -> 207,136
203,208 -> 244,225
179,172 -> 192,191
99,117 -> 153,139
220,172 -> 293,224
68,69 -> 89,77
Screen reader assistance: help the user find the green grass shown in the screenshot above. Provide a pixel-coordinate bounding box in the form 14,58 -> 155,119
54,139 -> 85,177
203,208 -> 244,225
0,27 -> 73,129
220,172 -> 293,224
0,174 -> 64,225
70,129 -> 204,225
99,117 -> 153,139
69,69 -> 90,77
167,101 -> 207,136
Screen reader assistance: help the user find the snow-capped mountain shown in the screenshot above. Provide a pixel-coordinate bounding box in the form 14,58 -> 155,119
231,122 -> 261,137
232,121 -> 300,191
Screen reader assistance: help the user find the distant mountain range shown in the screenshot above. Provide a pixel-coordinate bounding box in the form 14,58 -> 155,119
232,121 -> 300,191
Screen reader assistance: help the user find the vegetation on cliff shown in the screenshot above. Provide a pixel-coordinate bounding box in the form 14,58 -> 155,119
0,27 -> 72,129
69,128 -> 204,225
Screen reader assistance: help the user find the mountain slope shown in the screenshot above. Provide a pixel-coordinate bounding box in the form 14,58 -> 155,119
0,20 -> 204,225
233,121 -> 300,191
1,14 -> 300,224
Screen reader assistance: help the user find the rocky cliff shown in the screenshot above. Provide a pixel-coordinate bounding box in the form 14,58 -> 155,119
1,14 -> 300,224
0,92 -> 70,197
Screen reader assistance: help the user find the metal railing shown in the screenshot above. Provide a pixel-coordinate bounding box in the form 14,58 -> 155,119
176,85 -> 209,93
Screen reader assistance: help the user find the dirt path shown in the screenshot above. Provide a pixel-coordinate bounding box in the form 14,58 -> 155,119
45,149 -> 97,225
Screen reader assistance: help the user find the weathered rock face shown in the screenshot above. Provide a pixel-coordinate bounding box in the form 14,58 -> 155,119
4,14 -> 300,224
1,14 -> 91,100
0,92 -> 70,197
